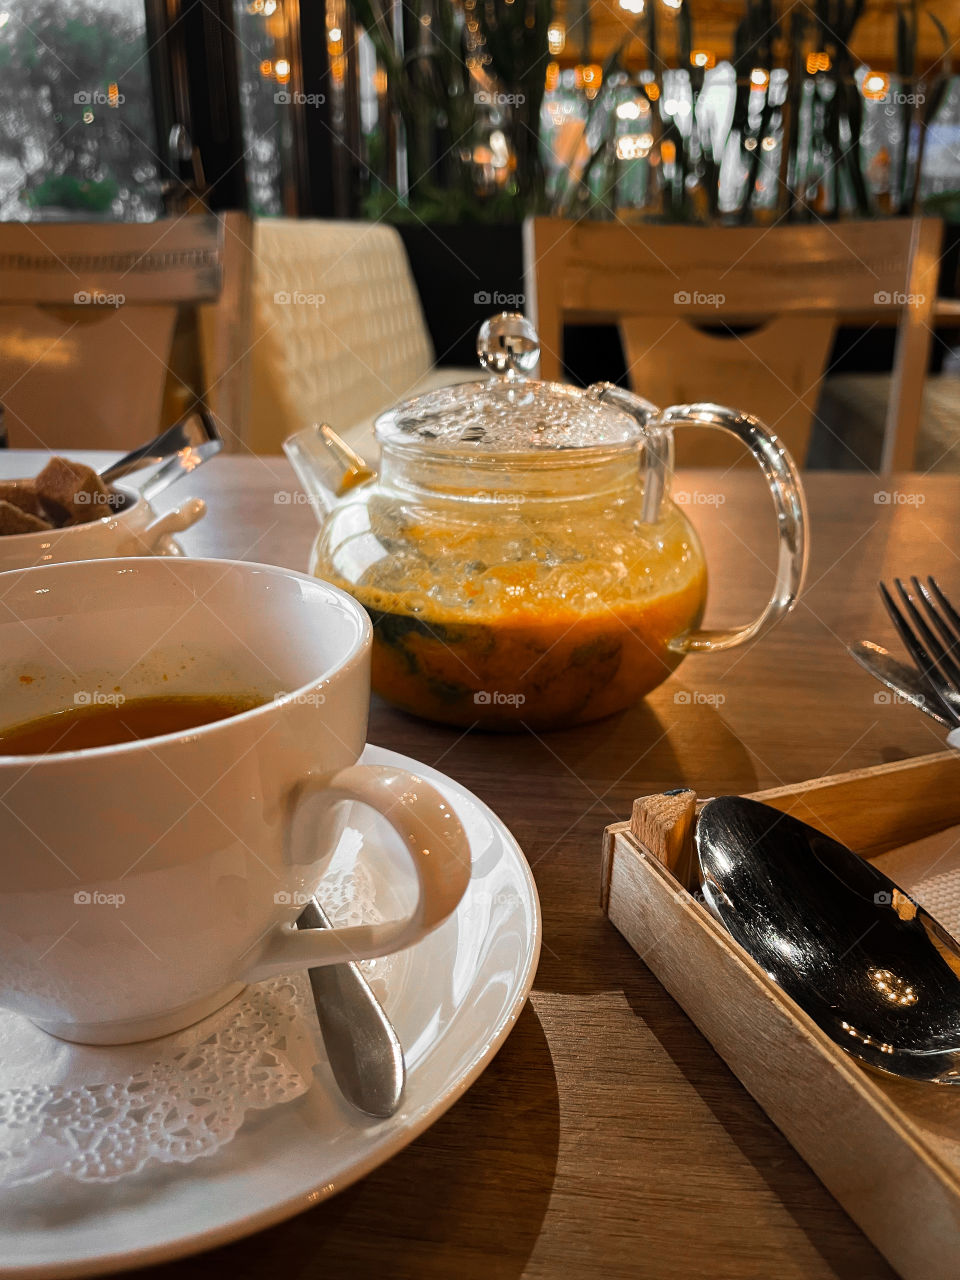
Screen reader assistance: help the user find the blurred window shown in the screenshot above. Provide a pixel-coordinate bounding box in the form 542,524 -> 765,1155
0,0 -> 162,221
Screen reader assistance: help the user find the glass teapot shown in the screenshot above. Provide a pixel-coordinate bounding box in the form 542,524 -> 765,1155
284,313 -> 807,730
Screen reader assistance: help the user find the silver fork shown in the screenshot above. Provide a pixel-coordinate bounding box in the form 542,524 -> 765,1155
879,577 -> 960,741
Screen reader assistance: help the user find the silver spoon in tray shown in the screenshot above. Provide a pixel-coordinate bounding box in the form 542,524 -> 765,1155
696,795 -> 960,1085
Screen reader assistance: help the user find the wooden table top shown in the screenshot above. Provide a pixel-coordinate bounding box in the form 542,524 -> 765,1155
7,452 -> 952,1280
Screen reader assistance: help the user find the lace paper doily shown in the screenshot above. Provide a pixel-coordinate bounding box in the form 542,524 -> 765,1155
0,829 -> 390,1187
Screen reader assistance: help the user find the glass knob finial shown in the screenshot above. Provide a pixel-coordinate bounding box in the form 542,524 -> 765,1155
476,313 -> 540,379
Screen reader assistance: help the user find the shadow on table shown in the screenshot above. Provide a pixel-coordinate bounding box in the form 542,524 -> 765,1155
138,1001 -> 559,1280
619,979 -> 897,1280
510,697 -> 760,998
383,691 -> 763,806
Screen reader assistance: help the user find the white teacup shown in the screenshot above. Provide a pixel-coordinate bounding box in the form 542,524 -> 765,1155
0,557 -> 471,1044
0,483 -> 205,572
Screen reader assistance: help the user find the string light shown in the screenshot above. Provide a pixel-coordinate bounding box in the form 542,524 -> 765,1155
862,71 -> 890,100
574,64 -> 602,99
616,133 -> 654,160
749,68 -> 769,90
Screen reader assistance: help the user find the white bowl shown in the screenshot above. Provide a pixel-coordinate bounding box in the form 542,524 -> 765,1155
0,482 -> 205,571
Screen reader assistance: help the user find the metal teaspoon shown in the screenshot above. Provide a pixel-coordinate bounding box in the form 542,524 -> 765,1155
296,896 -> 405,1117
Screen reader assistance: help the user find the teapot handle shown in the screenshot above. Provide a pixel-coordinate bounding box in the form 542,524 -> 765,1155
658,402 -> 808,653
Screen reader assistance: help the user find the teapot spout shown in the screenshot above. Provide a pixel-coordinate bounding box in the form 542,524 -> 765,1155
282,423 -> 376,519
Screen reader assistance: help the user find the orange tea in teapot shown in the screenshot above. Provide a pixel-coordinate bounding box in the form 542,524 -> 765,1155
285,313 -> 805,731
314,467 -> 707,729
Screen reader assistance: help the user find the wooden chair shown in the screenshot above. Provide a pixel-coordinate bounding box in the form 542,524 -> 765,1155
0,214 -> 251,452
524,217 -> 942,471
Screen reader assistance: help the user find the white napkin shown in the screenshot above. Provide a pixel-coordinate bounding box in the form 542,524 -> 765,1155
874,823 -> 960,939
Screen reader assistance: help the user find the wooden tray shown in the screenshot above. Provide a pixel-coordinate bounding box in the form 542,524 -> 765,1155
601,751 -> 960,1280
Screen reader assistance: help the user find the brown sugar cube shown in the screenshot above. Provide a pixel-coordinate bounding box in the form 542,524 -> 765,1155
0,480 -> 42,518
0,499 -> 52,536
35,456 -> 115,526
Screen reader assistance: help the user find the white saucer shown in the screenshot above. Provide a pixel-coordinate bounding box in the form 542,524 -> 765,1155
0,745 -> 541,1278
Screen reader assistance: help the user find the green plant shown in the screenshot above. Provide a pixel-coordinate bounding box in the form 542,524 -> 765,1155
345,0 -> 551,221
551,37 -> 640,218
345,0 -> 476,216
554,0 -> 953,225
898,4 -> 952,213
25,173 -> 119,212
475,0 -> 553,211
730,0 -> 780,222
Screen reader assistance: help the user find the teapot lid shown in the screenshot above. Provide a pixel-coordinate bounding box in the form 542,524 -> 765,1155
374,313 -> 641,457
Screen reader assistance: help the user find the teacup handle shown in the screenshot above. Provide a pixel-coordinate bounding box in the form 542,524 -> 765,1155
659,402 -> 808,653
241,764 -> 471,980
